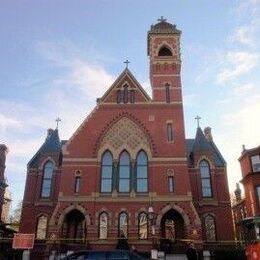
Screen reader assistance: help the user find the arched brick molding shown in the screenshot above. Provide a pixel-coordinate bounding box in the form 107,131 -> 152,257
93,112 -> 157,158
57,204 -> 91,228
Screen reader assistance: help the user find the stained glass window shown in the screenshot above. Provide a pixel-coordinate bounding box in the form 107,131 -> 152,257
205,215 -> 216,241
138,212 -> 148,239
36,215 -> 48,239
119,212 -> 128,238
99,212 -> 108,239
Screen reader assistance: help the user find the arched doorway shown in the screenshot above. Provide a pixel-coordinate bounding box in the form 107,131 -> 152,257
161,209 -> 185,240
62,209 -> 86,243
160,209 -> 185,253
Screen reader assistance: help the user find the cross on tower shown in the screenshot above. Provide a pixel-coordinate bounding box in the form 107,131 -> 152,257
124,59 -> 130,68
158,16 -> 167,22
195,115 -> 201,128
55,117 -> 61,129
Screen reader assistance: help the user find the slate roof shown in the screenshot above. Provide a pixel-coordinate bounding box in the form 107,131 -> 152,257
28,129 -> 61,168
148,21 -> 181,35
186,127 -> 226,167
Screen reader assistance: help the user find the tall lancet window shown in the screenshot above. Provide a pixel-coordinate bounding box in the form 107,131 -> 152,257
118,212 -> 128,238
138,212 -> 148,239
200,160 -> 212,197
99,212 -> 108,239
205,215 -> 216,241
101,151 -> 113,193
41,161 -> 54,198
36,215 -> 48,239
118,151 -> 131,192
165,83 -> 170,103
136,151 -> 148,192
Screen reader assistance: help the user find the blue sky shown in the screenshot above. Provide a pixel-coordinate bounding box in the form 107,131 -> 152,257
1,0 -> 260,209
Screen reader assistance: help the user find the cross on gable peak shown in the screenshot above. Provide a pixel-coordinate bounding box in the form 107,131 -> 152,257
124,59 -> 130,69
55,117 -> 61,129
195,115 -> 201,128
158,16 -> 167,22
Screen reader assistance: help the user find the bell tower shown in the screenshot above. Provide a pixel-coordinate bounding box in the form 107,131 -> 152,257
147,17 -> 182,102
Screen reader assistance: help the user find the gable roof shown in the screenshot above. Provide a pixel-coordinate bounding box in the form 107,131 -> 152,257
100,68 -> 151,103
28,129 -> 61,168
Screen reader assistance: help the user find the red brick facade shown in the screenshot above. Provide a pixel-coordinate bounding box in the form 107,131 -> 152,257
232,145 -> 260,239
20,19 -> 234,253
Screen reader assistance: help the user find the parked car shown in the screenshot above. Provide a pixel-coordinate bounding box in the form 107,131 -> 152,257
62,249 -> 148,260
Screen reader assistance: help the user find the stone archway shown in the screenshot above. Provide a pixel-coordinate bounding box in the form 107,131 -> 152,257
61,209 -> 86,243
160,209 -> 185,240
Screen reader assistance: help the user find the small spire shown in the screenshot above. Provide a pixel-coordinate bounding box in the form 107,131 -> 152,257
124,59 -> 130,69
55,117 -> 61,129
158,16 -> 167,22
195,115 -> 201,128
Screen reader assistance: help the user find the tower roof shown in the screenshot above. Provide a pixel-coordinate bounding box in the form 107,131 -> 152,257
186,127 -> 226,167
28,128 -> 61,168
148,20 -> 181,35
147,18 -> 181,55
193,127 -> 212,152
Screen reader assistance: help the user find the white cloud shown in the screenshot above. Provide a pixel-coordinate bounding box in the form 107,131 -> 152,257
0,114 -> 22,132
217,96 -> 260,192
217,51 -> 258,83
233,82 -> 255,96
230,25 -> 255,47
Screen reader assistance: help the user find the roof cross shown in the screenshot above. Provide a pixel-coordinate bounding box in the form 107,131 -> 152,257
158,16 -> 167,22
55,117 -> 61,129
124,59 -> 130,68
195,115 -> 201,128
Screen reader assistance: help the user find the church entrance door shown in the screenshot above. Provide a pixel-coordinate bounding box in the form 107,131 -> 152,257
62,209 -> 86,243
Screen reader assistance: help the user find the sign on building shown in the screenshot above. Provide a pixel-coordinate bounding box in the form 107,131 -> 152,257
12,233 -> 35,249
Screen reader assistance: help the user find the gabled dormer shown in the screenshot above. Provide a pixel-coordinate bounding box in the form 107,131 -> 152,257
98,68 -> 151,104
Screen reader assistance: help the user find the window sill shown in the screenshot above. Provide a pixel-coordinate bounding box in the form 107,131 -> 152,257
35,200 -> 53,206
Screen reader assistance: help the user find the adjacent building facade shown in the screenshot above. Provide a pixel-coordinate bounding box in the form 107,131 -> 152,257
232,145 -> 260,239
20,19 -> 234,254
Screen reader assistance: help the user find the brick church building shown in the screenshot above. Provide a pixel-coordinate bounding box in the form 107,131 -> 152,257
20,19 -> 234,254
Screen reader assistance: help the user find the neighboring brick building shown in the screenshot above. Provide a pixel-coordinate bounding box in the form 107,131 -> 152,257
232,145 -> 260,239
20,19 -> 234,254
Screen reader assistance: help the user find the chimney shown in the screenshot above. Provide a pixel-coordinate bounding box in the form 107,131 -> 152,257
46,128 -> 54,139
204,127 -> 213,141
234,183 -> 242,202
0,144 -> 8,173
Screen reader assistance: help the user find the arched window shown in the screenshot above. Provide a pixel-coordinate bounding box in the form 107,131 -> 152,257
119,151 -> 131,192
41,161 -> 54,198
200,160 -> 212,197
123,85 -> 128,103
205,215 -> 216,241
138,212 -> 148,239
136,151 -> 148,192
118,212 -> 128,238
158,46 -> 172,56
101,151 -> 113,193
99,212 -> 108,239
165,83 -> 170,103
36,215 -> 48,239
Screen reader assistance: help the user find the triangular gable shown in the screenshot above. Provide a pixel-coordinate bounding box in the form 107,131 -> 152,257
100,68 -> 151,103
